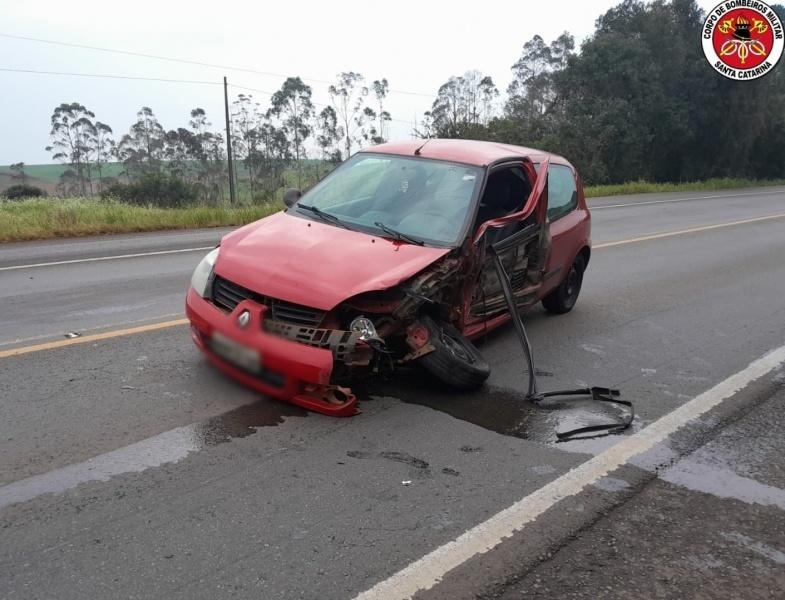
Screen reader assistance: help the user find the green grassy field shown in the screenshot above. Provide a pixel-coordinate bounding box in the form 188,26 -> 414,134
1,177 -> 783,243
0,197 -> 282,242
583,178 -> 785,198
1,162 -> 123,183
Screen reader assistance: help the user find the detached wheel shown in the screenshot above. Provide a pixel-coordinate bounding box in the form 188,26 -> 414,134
418,315 -> 490,390
542,254 -> 585,315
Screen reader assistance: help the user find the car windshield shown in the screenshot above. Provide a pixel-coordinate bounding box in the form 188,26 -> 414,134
294,153 -> 483,246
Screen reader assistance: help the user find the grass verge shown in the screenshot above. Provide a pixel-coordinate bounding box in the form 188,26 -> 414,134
0,197 -> 282,243
584,178 -> 785,198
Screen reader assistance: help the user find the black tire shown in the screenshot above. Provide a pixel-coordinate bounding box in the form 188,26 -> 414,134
418,315 -> 490,390
542,254 -> 585,314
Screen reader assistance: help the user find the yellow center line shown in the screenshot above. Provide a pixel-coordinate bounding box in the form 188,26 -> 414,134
594,212 -> 785,249
3,212 -> 784,359
0,319 -> 189,359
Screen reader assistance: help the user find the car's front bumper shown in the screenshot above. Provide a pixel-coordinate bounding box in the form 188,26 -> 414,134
185,287 -> 358,416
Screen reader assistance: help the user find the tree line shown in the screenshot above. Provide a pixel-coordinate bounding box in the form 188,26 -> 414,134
425,0 -> 785,184
42,71 -> 393,203
33,0 -> 785,205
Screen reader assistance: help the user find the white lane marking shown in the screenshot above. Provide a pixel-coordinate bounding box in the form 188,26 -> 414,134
590,189 -> 783,210
354,344 -> 785,600
0,426 -> 203,510
0,246 -> 213,271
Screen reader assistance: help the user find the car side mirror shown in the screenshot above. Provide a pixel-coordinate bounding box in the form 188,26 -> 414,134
283,188 -> 302,208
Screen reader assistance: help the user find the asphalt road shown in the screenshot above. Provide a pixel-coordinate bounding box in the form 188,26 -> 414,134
1,187 -> 784,599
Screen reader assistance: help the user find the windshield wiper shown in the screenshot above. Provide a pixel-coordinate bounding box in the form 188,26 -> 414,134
373,221 -> 425,246
296,204 -> 349,229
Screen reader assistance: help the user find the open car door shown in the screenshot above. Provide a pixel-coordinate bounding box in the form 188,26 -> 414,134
466,156 -> 551,330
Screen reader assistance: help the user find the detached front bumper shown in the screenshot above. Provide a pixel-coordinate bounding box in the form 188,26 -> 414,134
185,287 -> 358,416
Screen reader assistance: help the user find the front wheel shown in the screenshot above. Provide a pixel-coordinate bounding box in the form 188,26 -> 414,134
542,254 -> 585,314
417,315 -> 490,390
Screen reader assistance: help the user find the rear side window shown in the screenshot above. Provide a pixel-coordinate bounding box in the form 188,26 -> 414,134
548,164 -> 578,221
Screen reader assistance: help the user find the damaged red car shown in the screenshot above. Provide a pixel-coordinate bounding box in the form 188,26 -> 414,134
186,139 -> 591,416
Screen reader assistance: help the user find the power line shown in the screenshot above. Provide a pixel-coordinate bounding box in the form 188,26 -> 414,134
0,32 -> 434,98
0,66 -> 417,128
228,83 -> 415,126
0,66 -> 221,86
0,67 -> 417,126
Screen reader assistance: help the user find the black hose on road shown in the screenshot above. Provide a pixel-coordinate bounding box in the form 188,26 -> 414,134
489,245 -> 634,442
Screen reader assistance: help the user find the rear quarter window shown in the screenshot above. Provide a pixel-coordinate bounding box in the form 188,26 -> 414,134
548,164 -> 578,221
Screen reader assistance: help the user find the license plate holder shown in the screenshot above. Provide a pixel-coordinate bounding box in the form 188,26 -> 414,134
209,331 -> 261,374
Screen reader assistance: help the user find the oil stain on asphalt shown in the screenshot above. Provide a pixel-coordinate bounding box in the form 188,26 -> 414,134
368,373 -> 633,452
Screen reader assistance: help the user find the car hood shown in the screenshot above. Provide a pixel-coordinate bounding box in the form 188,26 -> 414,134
214,211 -> 451,310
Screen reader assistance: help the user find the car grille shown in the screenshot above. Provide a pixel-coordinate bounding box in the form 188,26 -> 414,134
211,275 -> 325,327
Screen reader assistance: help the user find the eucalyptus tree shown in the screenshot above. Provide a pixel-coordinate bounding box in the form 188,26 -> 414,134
46,102 -> 98,195
328,71 -> 372,157
163,128 -> 195,181
429,72 -> 498,138
252,121 -> 291,199
505,32 -> 575,141
93,122 -> 115,192
269,77 -> 314,188
117,107 -> 165,177
230,94 -> 265,196
186,108 -> 226,202
372,78 -> 391,143
316,105 -> 343,164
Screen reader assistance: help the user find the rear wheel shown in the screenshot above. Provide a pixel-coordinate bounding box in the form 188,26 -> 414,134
418,315 -> 490,390
542,254 -> 585,314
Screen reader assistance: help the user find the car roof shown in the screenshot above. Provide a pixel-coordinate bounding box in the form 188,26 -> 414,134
359,138 -> 570,168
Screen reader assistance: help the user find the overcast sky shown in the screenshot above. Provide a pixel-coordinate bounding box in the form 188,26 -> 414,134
0,0 -> 718,165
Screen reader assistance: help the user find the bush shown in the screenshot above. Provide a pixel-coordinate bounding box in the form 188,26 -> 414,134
101,173 -> 201,208
3,184 -> 47,199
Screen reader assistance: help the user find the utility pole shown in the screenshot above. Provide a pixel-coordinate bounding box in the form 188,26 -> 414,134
223,76 -> 236,204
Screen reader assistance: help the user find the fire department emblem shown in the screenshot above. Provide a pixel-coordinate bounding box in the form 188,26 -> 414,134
703,1 -> 783,80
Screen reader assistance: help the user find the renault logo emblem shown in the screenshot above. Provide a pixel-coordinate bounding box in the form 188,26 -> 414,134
237,310 -> 251,328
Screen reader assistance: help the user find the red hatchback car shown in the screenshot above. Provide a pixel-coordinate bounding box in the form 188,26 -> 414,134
186,139 -> 591,415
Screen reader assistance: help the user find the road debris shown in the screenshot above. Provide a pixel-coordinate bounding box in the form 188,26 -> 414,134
489,246 -> 634,441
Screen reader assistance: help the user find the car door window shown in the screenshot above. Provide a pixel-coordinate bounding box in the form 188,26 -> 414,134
474,166 -> 529,242
548,165 -> 577,221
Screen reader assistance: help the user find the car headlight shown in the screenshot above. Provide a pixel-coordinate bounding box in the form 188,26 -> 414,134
350,316 -> 379,341
191,247 -> 220,298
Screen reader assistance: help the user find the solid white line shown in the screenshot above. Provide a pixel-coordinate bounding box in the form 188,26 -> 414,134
0,425 -> 202,510
0,246 -> 213,271
354,344 -> 785,600
590,189 -> 783,210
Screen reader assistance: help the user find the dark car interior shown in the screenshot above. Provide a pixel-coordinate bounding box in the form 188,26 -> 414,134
474,166 -> 531,243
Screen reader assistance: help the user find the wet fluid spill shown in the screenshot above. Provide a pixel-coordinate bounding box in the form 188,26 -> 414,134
368,372 -> 633,450
0,400 -> 306,510
661,455 -> 785,510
